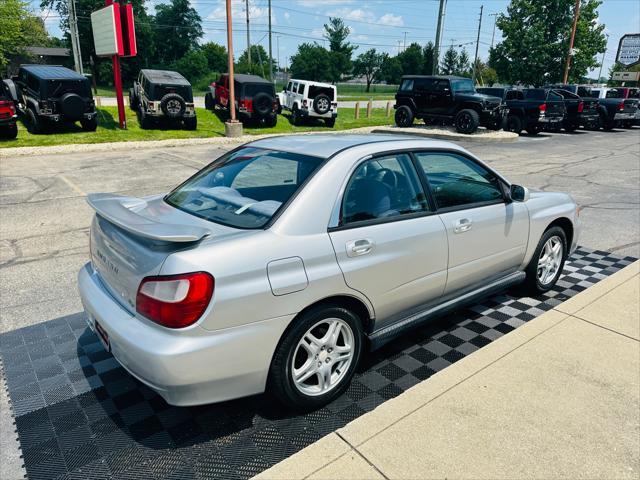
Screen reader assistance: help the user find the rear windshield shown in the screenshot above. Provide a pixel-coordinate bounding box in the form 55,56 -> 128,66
149,84 -> 193,102
577,87 -> 592,97
165,147 -> 324,229
242,83 -> 275,98
605,89 -> 624,98
45,79 -> 91,98
308,85 -> 335,100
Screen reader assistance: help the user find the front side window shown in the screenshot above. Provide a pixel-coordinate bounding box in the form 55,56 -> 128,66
450,79 -> 475,93
341,154 -> 429,226
286,81 -> 292,91
165,147 -> 324,229
415,152 -> 504,210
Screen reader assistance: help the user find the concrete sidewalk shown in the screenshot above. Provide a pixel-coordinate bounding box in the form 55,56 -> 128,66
256,261 -> 640,480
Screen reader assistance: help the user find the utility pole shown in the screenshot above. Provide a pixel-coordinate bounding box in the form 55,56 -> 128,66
268,0 -> 273,82
403,31 -> 407,52
489,13 -> 498,49
245,0 -> 251,67
472,5 -> 483,85
397,40 -> 402,55
563,0 -> 581,84
225,0 -> 242,136
432,0 -> 447,74
68,0 -> 83,74
597,33 -> 609,83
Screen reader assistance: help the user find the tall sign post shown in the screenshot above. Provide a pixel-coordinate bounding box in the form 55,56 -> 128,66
91,2 -> 137,129
224,0 -> 242,137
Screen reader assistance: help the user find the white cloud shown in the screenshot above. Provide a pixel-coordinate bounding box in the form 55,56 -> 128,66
207,0 -> 275,24
378,13 -> 403,27
298,0 -> 353,6
327,7 -> 375,22
284,11 -> 291,21
310,27 -> 326,39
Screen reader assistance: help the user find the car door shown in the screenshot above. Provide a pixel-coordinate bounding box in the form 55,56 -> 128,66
414,151 -> 529,295
429,79 -> 452,115
284,81 -> 293,108
328,153 -> 448,329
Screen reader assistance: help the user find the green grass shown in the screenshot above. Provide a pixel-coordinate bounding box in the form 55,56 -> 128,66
1,106 -> 393,148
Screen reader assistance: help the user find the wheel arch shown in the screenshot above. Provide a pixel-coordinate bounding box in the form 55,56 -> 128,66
546,216 -> 574,251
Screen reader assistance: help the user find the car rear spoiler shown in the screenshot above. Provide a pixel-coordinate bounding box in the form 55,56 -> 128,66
86,193 -> 211,243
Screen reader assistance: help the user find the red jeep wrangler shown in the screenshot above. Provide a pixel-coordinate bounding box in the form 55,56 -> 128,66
0,80 -> 18,139
205,73 -> 277,127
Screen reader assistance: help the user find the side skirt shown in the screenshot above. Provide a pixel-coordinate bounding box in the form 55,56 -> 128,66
368,271 -> 526,350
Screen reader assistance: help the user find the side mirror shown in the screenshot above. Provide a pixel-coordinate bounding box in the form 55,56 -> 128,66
510,184 -> 530,202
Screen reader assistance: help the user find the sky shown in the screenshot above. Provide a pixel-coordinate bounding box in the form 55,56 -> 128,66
35,0 -> 640,77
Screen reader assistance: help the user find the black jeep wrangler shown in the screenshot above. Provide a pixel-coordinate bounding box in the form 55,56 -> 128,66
9,65 -> 97,134
130,69 -> 197,130
394,75 -> 505,134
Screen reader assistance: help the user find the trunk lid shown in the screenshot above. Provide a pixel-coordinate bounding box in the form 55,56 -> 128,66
87,193 -> 241,314
544,98 -> 565,119
622,98 -> 639,114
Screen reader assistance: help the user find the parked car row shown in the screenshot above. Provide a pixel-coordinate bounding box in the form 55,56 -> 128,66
392,74 -> 640,135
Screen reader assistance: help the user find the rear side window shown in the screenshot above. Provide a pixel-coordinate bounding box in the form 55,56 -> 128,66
165,147 -> 323,229
341,154 -> 428,226
399,79 -> 414,91
296,83 -> 305,94
605,89 -> 624,98
548,91 -> 562,101
415,152 -> 504,210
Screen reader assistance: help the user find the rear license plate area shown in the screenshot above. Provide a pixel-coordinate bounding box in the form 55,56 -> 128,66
94,320 -> 111,352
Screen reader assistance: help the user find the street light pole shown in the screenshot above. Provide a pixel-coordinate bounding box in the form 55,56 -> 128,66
432,0 -> 447,74
597,34 -> 609,83
563,0 -> 581,84
225,0 -> 242,136
489,13 -> 498,49
245,0 -> 251,67
268,0 -> 273,82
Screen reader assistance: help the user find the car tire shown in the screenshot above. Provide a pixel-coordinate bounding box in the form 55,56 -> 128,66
563,121 -> 577,132
80,117 -> 98,132
505,114 -> 523,134
264,114 -> 277,128
1,123 -> 18,139
599,108 -> 614,131
526,124 -> 541,135
160,93 -> 186,118
184,116 -> 197,130
522,226 -> 568,295
313,94 -> 331,115
394,105 -> 414,128
26,108 -> 43,134
325,117 -> 336,128
291,105 -> 302,126
485,118 -> 502,130
129,88 -> 138,110
623,120 -> 633,129
454,109 -> 480,134
204,92 -> 214,110
139,107 -> 153,130
268,305 -> 364,411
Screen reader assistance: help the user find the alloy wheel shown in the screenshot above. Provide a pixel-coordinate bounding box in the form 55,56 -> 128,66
537,235 -> 563,285
291,318 -> 355,396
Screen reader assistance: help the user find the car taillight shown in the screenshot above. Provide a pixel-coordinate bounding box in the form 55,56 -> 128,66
239,99 -> 253,112
577,101 -> 584,113
618,101 -> 624,111
136,272 -> 214,328
539,103 -> 546,113
0,100 -> 14,116
302,99 -> 308,107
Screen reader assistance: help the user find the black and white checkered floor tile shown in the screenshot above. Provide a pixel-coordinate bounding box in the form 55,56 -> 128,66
0,247 -> 635,480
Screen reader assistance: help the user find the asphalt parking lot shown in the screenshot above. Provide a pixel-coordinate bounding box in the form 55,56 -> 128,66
0,127 -> 639,479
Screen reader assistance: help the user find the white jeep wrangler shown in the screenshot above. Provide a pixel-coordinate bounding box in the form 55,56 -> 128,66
277,79 -> 337,127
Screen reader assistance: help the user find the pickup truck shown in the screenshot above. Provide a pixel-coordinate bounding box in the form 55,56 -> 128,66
547,85 -> 600,131
589,86 -> 639,130
477,87 -> 564,135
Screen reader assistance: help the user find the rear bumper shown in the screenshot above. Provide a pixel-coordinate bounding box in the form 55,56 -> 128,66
299,108 -> 337,119
77,263 -> 293,406
538,115 -> 563,123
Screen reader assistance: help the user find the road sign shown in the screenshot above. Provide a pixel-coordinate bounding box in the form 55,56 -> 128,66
616,33 -> 640,67
91,4 -> 123,57
612,71 -> 640,81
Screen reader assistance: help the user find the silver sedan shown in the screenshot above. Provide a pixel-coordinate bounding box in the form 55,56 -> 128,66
78,134 -> 580,409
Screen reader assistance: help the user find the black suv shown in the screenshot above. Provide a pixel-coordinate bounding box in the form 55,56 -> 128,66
130,69 -> 196,130
206,73 -> 277,127
394,75 -> 505,134
9,65 -> 97,134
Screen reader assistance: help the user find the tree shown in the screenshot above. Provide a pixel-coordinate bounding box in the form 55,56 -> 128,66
236,45 -> 276,77
422,42 -> 435,75
380,53 -> 402,85
290,43 -> 332,82
456,49 -> 471,76
201,42 -> 227,73
323,17 -> 357,83
397,43 -> 423,78
173,50 -> 208,82
1,0 -> 49,71
440,46 -> 458,75
490,0 -> 606,86
352,49 -> 384,92
473,59 -> 498,86
154,0 -> 203,64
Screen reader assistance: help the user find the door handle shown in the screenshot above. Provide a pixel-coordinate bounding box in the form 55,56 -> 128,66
453,218 -> 472,233
346,239 -> 373,257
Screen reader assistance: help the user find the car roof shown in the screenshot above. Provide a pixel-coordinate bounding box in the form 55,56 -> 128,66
247,134 -> 464,158
140,69 -> 190,85
289,79 -> 335,88
401,75 -> 467,80
20,65 -> 86,80
227,74 -> 271,84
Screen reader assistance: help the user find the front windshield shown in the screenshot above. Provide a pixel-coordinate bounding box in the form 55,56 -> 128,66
165,147 -> 324,229
450,79 -> 475,93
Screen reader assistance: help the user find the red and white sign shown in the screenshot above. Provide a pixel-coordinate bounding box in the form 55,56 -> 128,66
91,4 -> 124,57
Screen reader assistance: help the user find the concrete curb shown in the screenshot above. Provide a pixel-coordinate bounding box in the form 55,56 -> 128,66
254,260 -> 639,480
372,126 -> 519,143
